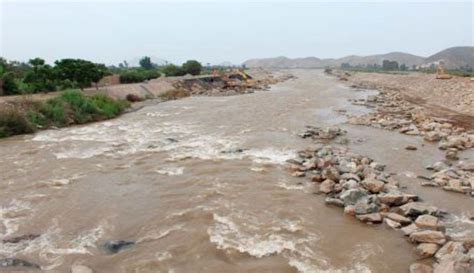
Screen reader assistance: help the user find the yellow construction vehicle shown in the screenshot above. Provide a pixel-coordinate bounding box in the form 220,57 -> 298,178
436,62 -> 452,79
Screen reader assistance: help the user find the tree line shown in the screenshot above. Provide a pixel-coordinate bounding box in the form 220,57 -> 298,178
340,60 -> 408,71
0,56 -> 203,96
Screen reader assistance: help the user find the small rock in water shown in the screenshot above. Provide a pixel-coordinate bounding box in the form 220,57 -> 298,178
0,258 -> 40,269
103,240 -> 135,254
445,148 -> 459,160
324,197 -> 344,207
405,145 -> 418,150
356,212 -> 382,223
384,218 -> 401,229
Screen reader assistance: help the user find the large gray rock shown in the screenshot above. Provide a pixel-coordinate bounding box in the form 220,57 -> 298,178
339,189 -> 368,206
399,202 -> 439,218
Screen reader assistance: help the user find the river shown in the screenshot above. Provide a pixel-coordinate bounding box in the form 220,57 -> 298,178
0,70 -> 472,272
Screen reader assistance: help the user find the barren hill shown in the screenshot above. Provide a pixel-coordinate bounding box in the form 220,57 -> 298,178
243,47 -> 473,69
425,46 -> 474,69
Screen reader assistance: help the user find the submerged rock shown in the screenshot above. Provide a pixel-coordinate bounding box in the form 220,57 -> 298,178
103,240 -> 135,254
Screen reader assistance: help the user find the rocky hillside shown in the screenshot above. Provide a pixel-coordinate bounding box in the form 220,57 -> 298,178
243,47 -> 474,69
425,46 -> 474,69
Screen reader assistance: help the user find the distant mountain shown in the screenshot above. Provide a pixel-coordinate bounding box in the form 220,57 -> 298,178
243,47 -> 474,69
337,52 -> 425,67
425,47 -> 474,69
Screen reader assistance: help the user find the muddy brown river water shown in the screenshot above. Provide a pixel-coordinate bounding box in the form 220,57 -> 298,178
0,70 -> 473,272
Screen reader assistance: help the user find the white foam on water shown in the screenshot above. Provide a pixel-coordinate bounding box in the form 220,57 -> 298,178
250,166 -> 266,172
243,148 -> 296,165
208,213 -> 316,259
288,258 -> 372,273
155,251 -> 173,262
0,200 -> 32,239
155,167 -> 184,176
277,180 -> 305,190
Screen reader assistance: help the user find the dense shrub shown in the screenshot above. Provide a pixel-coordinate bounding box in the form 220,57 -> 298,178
0,109 -> 35,138
119,69 -> 161,83
0,90 -> 130,138
182,60 -> 202,76
161,65 -> 186,77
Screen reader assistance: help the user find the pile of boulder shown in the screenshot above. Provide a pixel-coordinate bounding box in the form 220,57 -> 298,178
422,160 -> 474,196
345,89 -> 474,161
287,142 -> 473,272
298,125 -> 346,140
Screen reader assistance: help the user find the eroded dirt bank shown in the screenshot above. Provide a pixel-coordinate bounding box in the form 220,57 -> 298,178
0,70 -> 472,272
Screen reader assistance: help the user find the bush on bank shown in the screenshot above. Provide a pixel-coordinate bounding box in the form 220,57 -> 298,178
0,90 -> 129,138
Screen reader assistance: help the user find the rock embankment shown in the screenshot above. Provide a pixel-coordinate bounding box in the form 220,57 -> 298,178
289,126 -> 473,273
327,69 -> 474,197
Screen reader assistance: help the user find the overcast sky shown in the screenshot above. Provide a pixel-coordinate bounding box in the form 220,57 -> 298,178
1,0 -> 472,65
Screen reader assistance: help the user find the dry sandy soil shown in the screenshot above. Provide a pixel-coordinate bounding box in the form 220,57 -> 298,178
347,71 -> 474,128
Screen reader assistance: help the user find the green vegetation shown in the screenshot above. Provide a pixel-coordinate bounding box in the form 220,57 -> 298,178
139,56 -> 155,70
161,64 -> 186,77
0,56 -> 205,95
119,69 -> 161,83
181,60 -> 202,76
0,90 -> 129,138
0,57 -> 109,95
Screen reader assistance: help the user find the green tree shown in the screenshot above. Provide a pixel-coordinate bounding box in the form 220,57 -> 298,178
182,60 -> 202,76
161,64 -> 186,77
382,60 -> 399,71
139,56 -> 154,70
0,64 -> 19,95
24,58 -> 55,93
54,59 -> 108,90
400,64 -> 407,71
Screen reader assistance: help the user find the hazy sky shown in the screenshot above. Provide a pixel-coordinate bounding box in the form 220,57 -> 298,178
1,0 -> 472,65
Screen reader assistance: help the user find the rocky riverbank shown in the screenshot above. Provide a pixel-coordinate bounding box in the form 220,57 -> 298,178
288,126 -> 473,273
326,69 -> 474,197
